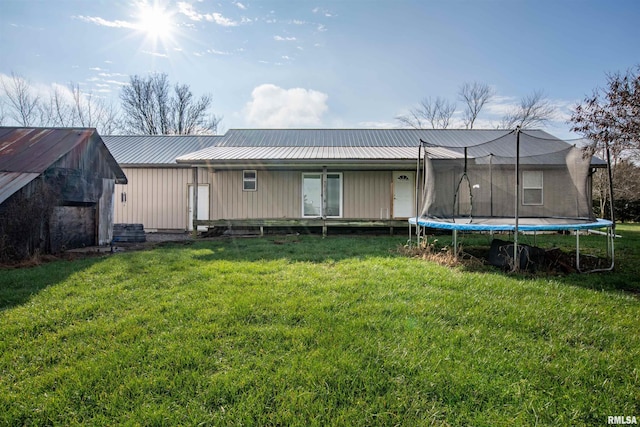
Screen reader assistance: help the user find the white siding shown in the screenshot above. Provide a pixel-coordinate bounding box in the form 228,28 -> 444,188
114,167 -> 212,230
115,167 -> 399,226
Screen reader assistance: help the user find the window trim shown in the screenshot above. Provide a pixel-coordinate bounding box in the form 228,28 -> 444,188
301,172 -> 343,218
522,170 -> 543,206
243,170 -> 257,192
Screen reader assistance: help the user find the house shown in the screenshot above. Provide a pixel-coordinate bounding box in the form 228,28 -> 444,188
0,127 -> 127,260
104,129 -> 603,236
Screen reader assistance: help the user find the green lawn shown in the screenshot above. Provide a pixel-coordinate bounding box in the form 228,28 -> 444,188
1,225 -> 639,426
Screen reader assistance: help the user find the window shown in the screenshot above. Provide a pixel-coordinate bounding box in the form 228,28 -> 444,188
522,171 -> 543,205
243,170 -> 257,191
302,173 -> 343,217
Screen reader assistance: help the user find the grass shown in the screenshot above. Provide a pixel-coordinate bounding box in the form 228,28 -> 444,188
0,225 -> 639,426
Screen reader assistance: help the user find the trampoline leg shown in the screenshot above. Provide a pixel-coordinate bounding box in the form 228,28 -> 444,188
577,225 -> 615,273
453,229 -> 458,257
576,230 -> 580,272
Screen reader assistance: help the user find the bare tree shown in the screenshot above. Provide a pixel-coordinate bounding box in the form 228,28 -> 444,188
396,97 -> 456,129
121,73 -> 220,135
0,72 -> 42,126
69,83 -> 122,133
49,85 -> 74,127
0,73 -> 121,133
499,90 -> 556,129
459,82 -> 493,129
43,83 -> 122,134
172,84 -> 222,135
570,66 -> 640,156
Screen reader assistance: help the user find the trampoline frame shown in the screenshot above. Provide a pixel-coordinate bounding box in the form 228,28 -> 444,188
408,217 -> 615,273
409,128 -> 616,273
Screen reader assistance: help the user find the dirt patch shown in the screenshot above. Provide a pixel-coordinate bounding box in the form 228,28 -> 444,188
402,241 -> 612,275
0,232 -> 201,269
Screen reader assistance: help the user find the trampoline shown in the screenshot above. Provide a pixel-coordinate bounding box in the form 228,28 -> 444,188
409,217 -> 613,232
408,129 -> 615,272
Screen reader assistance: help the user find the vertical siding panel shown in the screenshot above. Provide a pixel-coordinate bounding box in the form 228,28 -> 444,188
164,169 -> 171,228
260,170 -> 268,218
272,170 -> 280,218
210,171 -> 218,220
221,171 -> 228,218
136,169 -> 143,225
162,169 -> 167,228
180,169 -> 188,228
343,172 -> 352,218
292,171 -> 301,218
224,172 -> 231,218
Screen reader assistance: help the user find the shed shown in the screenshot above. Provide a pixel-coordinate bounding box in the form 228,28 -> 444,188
0,127 -> 127,260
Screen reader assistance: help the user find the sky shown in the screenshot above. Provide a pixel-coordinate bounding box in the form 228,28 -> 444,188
1,0 -> 639,138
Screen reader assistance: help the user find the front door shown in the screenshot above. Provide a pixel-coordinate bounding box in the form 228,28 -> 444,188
393,171 -> 415,218
188,184 -> 209,231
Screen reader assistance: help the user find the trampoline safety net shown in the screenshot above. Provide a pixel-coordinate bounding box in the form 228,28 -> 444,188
419,130 -> 595,223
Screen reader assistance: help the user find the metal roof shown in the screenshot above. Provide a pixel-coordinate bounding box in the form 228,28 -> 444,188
177,128 -> 592,163
0,172 -> 41,206
216,128 -> 524,148
103,134 -> 223,165
177,146 -> 422,162
0,127 -> 127,205
102,129 -> 605,166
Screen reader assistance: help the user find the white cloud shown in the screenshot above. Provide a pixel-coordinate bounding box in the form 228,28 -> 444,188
209,12 -> 238,26
235,2 -> 247,10
312,7 -> 334,17
74,15 -> 136,29
177,2 -> 238,26
244,84 -> 329,128
142,50 -> 169,58
274,35 -> 296,41
484,95 -> 518,116
207,48 -> 230,55
357,121 -> 400,129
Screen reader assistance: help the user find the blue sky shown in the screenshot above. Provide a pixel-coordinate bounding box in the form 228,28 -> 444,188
1,0 -> 639,137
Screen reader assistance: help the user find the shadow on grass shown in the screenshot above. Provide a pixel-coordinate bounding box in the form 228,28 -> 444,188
0,255 -> 108,311
155,226 -> 640,297
186,233 -> 410,264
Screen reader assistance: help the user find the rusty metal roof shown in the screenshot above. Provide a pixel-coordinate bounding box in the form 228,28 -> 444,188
0,127 -> 127,205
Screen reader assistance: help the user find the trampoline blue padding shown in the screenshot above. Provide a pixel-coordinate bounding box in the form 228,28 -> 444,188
408,217 -> 613,232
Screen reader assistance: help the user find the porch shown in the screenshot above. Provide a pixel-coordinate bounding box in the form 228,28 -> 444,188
194,218 -> 410,237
